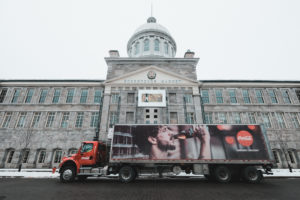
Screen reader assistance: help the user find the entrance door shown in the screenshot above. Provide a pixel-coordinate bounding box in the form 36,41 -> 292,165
144,108 -> 159,124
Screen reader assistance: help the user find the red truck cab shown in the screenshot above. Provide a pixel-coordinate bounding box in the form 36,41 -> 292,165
58,141 -> 107,182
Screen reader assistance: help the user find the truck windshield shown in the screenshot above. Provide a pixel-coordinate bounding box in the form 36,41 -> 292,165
81,143 -> 93,153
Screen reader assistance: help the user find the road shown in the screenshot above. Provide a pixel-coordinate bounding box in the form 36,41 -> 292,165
0,177 -> 299,200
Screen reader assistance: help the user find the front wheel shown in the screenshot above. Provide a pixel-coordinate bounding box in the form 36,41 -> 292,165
119,165 -> 136,183
60,166 -> 76,183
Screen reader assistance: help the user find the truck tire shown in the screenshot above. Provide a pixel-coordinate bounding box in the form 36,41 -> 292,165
60,166 -> 76,183
119,165 -> 136,183
214,165 -> 232,183
242,166 -> 263,184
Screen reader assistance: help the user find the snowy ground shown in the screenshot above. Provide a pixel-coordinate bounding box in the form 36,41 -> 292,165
0,168 -> 300,179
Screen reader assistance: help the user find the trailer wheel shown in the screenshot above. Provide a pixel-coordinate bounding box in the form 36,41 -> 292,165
60,166 -> 76,183
242,166 -> 263,184
214,165 -> 232,183
119,165 -> 136,183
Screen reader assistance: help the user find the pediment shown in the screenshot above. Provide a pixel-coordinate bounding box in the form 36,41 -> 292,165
105,66 -> 198,85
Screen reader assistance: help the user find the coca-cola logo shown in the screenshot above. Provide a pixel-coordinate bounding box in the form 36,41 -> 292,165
236,131 -> 253,146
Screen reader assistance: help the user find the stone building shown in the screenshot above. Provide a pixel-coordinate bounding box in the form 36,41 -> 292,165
0,17 -> 300,169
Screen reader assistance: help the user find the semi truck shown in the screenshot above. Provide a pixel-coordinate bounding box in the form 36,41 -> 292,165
58,124 -> 274,183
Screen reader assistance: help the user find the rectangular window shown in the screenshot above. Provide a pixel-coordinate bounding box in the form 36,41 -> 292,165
201,90 -> 209,104
218,112 -> 227,124
94,89 -> 102,103
170,112 -> 178,124
90,112 -> 99,127
75,112 -> 84,128
52,89 -> 61,103
66,89 -> 75,103
2,112 -> 12,128
25,89 -> 34,103
288,150 -> 296,164
39,89 -> 48,103
61,112 -> 69,128
6,150 -> 14,163
80,89 -> 88,103
215,89 -> 223,103
272,150 -> 280,164
169,93 -> 176,104
186,113 -> 194,124
45,112 -> 55,128
38,150 -> 46,163
255,89 -> 264,103
16,112 -> 26,128
290,113 -> 300,129
232,112 -> 242,124
127,93 -> 135,104
110,112 -> 118,127
282,89 -> 291,104
111,94 -> 120,104
242,89 -> 251,104
268,89 -> 278,104
229,89 -> 237,103
204,112 -> 213,124
126,112 -> 134,124
184,94 -> 192,104
0,88 -> 8,103
11,89 -> 21,103
53,150 -> 62,163
247,113 -> 256,124
296,90 -> 300,102
22,150 -> 30,163
276,113 -> 286,129
31,112 -> 41,128
261,113 -> 272,128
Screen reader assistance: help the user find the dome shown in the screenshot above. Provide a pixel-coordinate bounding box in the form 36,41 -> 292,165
133,21 -> 171,36
127,17 -> 177,58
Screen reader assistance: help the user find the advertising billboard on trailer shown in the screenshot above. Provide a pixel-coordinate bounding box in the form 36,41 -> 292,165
111,124 -> 270,162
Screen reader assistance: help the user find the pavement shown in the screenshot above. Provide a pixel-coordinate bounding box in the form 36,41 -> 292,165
0,168 -> 300,179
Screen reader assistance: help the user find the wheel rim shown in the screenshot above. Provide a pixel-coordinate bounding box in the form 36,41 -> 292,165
218,169 -> 229,180
63,169 -> 73,181
121,168 -> 131,180
248,171 -> 258,181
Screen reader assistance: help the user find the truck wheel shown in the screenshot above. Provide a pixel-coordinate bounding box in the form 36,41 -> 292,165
214,165 -> 232,183
242,166 -> 263,184
119,166 -> 136,183
60,166 -> 76,183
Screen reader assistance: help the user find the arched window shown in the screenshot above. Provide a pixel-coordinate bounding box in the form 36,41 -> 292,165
37,149 -> 46,163
287,149 -> 298,164
154,39 -> 160,51
21,149 -> 30,163
144,39 -> 149,51
68,148 -> 78,155
272,149 -> 282,164
134,42 -> 140,55
5,148 -> 15,163
171,47 -> 174,57
52,149 -> 63,163
164,42 -> 169,54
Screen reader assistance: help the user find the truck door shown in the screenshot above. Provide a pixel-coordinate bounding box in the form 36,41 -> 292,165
79,142 -> 96,166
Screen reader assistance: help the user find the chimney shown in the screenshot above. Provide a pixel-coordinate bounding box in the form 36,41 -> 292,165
184,49 -> 195,58
109,50 -> 120,58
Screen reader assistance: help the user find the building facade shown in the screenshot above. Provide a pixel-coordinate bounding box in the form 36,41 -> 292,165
0,17 -> 300,169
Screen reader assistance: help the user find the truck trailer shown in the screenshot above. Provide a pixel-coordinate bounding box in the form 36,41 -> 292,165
58,124 -> 274,183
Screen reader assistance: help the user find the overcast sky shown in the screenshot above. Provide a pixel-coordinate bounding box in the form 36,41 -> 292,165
0,0 -> 299,81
